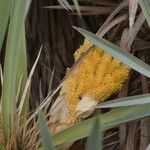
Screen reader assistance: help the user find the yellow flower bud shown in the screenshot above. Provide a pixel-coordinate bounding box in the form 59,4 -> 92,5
60,39 -> 130,123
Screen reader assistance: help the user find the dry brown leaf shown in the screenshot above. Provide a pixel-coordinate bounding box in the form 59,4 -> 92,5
129,0 -> 139,30
97,0 -> 128,34
99,14 -> 128,37
120,12 -> 145,51
140,55 -> 150,150
45,5 -> 114,13
125,122 -> 138,150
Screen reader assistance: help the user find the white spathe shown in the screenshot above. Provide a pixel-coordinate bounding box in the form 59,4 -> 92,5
76,95 -> 98,118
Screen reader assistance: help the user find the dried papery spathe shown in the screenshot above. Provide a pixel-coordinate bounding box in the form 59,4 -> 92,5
76,95 -> 97,118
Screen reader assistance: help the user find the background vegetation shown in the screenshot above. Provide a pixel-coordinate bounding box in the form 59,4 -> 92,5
0,0 -> 150,149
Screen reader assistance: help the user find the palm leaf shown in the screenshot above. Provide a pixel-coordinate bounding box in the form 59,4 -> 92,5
0,1 -> 11,48
52,104 -> 150,146
139,0 -> 150,27
86,118 -> 102,150
74,27 -> 150,78
97,94 -> 150,108
38,112 -> 55,150
1,0 -> 26,139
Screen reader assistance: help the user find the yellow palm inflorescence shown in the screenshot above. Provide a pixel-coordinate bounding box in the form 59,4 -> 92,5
60,39 -> 130,123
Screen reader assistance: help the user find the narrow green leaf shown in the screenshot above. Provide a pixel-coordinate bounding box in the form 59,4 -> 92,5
97,94 -> 150,108
0,144 -> 5,150
52,104 -> 150,146
12,0 -> 29,124
86,118 -> 102,150
38,112 -> 55,150
74,27 -> 150,78
1,0 -> 26,138
139,0 -> 150,27
16,26 -> 27,100
107,105 -> 150,126
0,1 -> 11,48
16,6 -> 28,126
